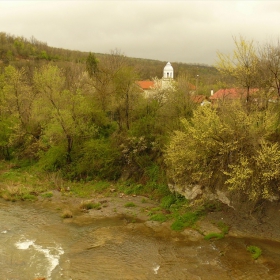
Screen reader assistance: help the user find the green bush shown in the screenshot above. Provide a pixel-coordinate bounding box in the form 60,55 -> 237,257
38,145 -> 67,171
74,139 -> 121,180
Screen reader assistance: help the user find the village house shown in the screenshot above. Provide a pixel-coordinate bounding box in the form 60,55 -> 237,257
136,62 -> 201,102
209,88 -> 260,107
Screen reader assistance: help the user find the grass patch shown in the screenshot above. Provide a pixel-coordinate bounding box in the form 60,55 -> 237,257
247,245 -> 262,260
216,221 -> 229,235
41,192 -> 53,198
204,221 -> 229,241
171,211 -> 202,231
124,202 -> 136,208
62,209 -> 73,219
80,201 -> 101,210
70,181 -> 111,198
204,232 -> 225,240
0,183 -> 38,201
149,213 -> 168,223
160,194 -> 177,209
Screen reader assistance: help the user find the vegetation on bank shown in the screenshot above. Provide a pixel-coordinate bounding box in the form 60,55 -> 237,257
1,33 -> 280,224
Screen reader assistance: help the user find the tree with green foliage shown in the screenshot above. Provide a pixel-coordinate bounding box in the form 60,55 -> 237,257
0,65 -> 40,159
112,66 -> 142,130
216,36 -> 259,102
86,52 -> 98,78
33,65 -> 98,166
165,102 -> 280,203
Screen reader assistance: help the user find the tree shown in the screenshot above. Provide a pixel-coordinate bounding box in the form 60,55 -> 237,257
86,50 -> 127,112
258,40 -> 280,97
86,52 -> 98,78
34,65 -> 97,165
216,36 -> 259,102
0,65 -> 39,159
165,102 -> 280,203
112,66 -> 141,130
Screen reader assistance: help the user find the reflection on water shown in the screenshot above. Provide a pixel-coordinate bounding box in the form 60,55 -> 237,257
1,200 -> 280,280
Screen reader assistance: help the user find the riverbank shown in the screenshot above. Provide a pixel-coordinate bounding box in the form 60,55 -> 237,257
33,190 -> 280,243
1,162 -> 280,243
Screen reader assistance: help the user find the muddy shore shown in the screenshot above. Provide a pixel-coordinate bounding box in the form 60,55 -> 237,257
34,190 -> 280,243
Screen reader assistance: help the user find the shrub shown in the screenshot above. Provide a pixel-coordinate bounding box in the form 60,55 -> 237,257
165,104 -> 280,203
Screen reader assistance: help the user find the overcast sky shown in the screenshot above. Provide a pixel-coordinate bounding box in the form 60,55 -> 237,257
1,1 -> 280,65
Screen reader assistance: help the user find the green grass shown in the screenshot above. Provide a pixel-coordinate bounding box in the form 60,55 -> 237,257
171,211 -> 202,231
149,213 -> 168,223
80,201 -> 101,210
247,245 -> 262,260
124,202 -> 136,208
41,192 -> 53,198
204,232 -> 225,240
216,221 -> 229,235
204,221 -> 229,241
70,181 -> 111,198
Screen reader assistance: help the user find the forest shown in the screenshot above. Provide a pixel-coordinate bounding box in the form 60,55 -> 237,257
1,32 -> 280,206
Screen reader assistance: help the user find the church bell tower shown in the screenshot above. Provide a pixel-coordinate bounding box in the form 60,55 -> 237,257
163,62 -> 174,79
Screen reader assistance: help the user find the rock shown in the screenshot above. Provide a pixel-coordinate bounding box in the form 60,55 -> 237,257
170,184 -> 202,200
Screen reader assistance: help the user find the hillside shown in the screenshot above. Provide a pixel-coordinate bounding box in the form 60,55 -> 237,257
0,32 -> 221,92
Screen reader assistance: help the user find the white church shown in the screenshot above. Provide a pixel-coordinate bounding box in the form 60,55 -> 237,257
136,62 -> 175,95
136,62 -> 208,105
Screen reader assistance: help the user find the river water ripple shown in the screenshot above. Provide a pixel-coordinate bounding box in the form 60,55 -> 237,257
1,200 -> 280,280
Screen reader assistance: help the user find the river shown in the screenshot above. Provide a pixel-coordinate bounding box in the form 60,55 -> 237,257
1,199 -> 280,280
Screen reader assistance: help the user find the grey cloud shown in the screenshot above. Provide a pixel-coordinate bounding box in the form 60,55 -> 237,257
1,1 -> 280,65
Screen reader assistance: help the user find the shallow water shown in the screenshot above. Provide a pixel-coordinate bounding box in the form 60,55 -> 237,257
1,200 -> 280,280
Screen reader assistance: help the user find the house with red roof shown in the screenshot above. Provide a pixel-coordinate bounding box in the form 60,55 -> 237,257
136,80 -> 155,91
137,62 -> 200,102
209,88 -> 259,105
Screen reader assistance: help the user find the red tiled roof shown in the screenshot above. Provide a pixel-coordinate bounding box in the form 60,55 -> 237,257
136,80 -> 155,90
210,88 -> 259,100
191,95 -> 206,103
189,83 -> 196,91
